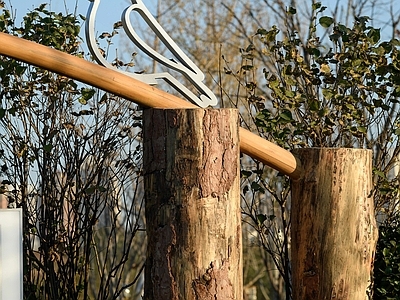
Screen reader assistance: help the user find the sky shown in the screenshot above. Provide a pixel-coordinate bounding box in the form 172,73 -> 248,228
8,0 -> 150,34
8,1 -> 400,55
7,0 -> 164,52
7,1 -> 400,54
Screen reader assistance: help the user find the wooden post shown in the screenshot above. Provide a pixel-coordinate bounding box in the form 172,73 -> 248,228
143,108 -> 242,300
291,148 -> 378,300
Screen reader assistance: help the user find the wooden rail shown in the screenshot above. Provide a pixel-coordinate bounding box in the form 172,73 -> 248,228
0,32 -> 303,179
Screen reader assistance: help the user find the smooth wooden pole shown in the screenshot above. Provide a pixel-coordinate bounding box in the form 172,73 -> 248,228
143,108 -> 242,300
0,32 -> 302,179
291,148 -> 378,300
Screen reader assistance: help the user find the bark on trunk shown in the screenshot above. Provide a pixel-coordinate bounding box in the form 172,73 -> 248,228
291,148 -> 378,300
143,108 -> 242,300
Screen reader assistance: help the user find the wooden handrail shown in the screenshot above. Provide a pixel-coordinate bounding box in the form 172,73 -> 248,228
0,32 -> 303,179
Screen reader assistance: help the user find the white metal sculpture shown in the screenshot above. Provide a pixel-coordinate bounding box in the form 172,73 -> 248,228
0,209 -> 23,300
86,0 -> 218,108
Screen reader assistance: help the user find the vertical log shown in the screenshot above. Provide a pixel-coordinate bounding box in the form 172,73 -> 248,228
291,148 -> 378,300
143,108 -> 242,300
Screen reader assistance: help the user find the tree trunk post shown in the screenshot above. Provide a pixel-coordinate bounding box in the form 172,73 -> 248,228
291,148 -> 378,300
143,108 -> 242,300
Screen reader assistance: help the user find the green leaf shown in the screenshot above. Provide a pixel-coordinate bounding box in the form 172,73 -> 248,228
241,170 -> 252,178
391,38 -> 400,47
368,28 -> 381,44
312,2 -> 322,10
287,7 -> 296,15
264,26 -> 279,42
241,65 -> 254,71
279,110 -> 293,121
309,99 -> 319,111
256,214 -> 267,225
85,186 -> 96,195
325,116 -> 335,126
269,78 -> 280,88
319,16 -> 334,28
0,108 -> 5,119
285,90 -> 295,98
8,107 -> 16,116
383,247 -> 390,257
251,182 -> 261,191
97,186 -> 107,193
373,169 -> 386,178
243,185 -> 249,195
357,126 -> 367,134
256,28 -> 268,35
245,44 -> 255,52
379,41 -> 393,54
322,89 -> 334,99
43,144 -> 53,153
99,93 -> 108,104
78,97 -> 87,105
80,88 -> 96,103
310,47 -> 321,57
38,3 -> 47,11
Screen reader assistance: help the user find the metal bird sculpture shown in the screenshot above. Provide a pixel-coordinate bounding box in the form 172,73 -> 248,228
86,0 -> 218,108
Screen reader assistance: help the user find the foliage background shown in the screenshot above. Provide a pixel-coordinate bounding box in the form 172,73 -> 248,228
1,0 -> 400,299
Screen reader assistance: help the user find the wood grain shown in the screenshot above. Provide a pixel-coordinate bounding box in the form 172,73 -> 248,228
291,148 -> 378,300
143,108 -> 242,300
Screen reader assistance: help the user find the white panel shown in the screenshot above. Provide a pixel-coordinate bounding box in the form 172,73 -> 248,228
0,209 -> 23,300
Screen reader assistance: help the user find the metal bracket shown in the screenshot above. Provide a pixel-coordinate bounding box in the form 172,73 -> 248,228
86,0 -> 218,108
